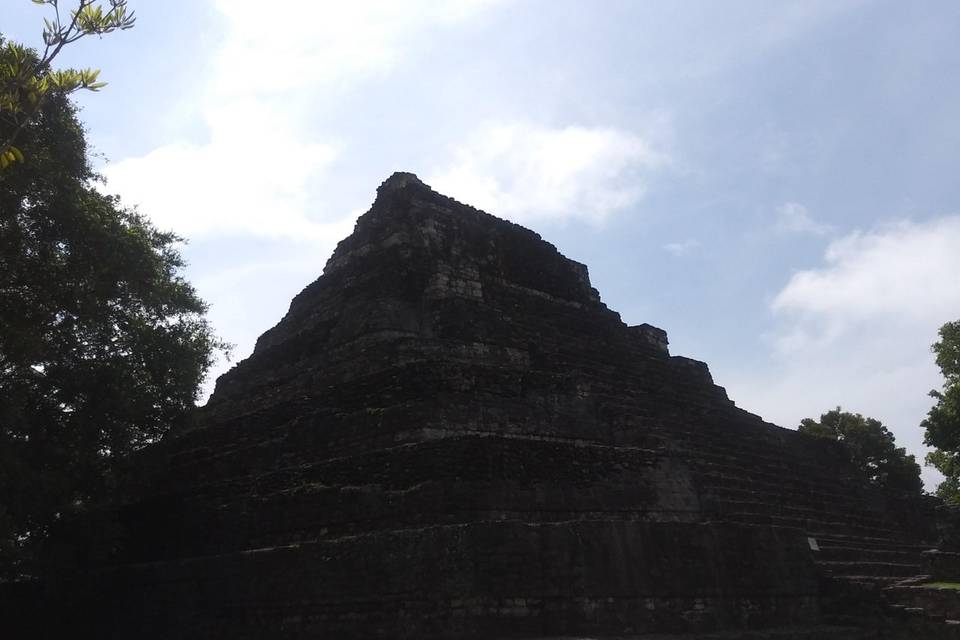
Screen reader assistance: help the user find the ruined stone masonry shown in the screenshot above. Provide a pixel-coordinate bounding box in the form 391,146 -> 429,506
61,173 -> 960,637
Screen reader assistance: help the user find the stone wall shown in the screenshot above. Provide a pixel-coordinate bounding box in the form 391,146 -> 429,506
95,521 -> 817,639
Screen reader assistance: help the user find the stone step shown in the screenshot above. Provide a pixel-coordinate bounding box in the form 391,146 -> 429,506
883,584 -> 960,621
817,560 -> 923,577
712,499 -> 892,530
699,488 -> 869,519
689,462 -> 867,495
702,491 -> 875,521
530,626 -> 878,639
690,459 -> 871,502
683,444 -> 852,479
813,533 -> 934,552
660,426 -> 845,463
812,525 -> 904,543
696,482 -> 909,529
721,510 -> 898,540
723,512 -> 901,540
161,433 -> 663,498
816,545 -> 923,564
701,498 -> 913,534
885,603 -> 928,619
674,444 -> 900,501
669,439 -> 807,462
836,575 -> 915,586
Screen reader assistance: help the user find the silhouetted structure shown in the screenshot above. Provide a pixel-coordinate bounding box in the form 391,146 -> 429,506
50,174 -> 960,637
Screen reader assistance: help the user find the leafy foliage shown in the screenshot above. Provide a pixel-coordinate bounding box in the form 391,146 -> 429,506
926,451 -> 960,505
0,35 -> 225,575
923,321 -> 960,504
799,408 -> 923,492
1,1 -> 135,168
933,321 -> 960,382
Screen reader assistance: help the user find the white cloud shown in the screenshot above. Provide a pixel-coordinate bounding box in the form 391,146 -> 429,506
210,0 -> 502,97
774,202 -> 833,235
663,239 -> 701,256
723,216 -> 960,489
103,125 -> 340,240
428,122 -> 668,225
101,0 -> 502,240
772,216 -> 960,349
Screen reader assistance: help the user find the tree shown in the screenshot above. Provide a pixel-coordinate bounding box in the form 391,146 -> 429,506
0,34 -> 226,576
922,320 -> 960,504
1,0 -> 135,169
799,408 -> 923,492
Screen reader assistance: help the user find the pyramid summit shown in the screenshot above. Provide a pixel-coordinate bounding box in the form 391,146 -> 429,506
38,174 -> 960,637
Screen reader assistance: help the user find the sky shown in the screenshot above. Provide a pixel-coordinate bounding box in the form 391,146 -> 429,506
4,0 -> 960,489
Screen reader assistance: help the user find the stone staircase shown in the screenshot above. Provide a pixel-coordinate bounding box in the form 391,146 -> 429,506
815,536 -> 927,581
649,420 -> 960,635
882,580 -> 960,624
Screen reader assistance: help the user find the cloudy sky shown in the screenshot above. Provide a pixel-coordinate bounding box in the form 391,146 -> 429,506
6,1 -> 960,488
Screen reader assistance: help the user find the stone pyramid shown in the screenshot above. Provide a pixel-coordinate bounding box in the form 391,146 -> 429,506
95,173 -> 943,638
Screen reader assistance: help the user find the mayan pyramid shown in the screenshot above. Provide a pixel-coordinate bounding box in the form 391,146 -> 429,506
84,173 -> 949,638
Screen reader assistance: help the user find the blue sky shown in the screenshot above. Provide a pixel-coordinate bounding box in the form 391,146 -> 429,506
5,0 -> 960,488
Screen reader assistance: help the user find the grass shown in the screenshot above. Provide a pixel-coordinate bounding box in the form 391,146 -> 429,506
922,582 -> 960,590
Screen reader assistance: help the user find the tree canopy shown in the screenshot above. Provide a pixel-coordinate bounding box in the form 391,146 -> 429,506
1,1 -> 134,169
0,31 -> 225,576
922,320 -> 960,504
799,408 -> 923,492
